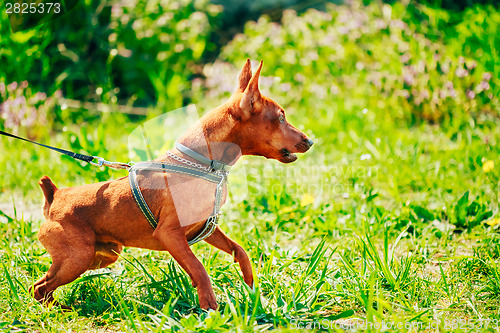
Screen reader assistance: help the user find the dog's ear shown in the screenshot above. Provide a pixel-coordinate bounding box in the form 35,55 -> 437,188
237,59 -> 252,92
240,60 -> 263,112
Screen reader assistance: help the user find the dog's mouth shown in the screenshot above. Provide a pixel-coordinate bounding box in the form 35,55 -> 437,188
280,148 -> 298,163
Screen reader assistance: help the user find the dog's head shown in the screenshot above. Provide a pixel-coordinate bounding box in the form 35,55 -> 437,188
230,59 -> 313,163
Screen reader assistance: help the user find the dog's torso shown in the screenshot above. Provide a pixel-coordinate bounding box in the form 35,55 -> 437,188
46,162 -> 227,251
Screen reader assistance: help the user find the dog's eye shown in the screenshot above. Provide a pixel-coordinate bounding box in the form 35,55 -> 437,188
279,114 -> 285,123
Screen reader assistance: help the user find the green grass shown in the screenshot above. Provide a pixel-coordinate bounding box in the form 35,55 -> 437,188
1,104 -> 499,331
1,0 -> 500,331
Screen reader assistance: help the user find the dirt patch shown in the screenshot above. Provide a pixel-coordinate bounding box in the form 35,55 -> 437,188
0,200 -> 43,222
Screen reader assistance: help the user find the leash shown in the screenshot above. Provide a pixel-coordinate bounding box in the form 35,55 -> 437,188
0,129 -> 229,245
0,130 -> 131,169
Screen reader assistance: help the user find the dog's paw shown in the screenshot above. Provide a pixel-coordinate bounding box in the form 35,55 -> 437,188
198,289 -> 218,311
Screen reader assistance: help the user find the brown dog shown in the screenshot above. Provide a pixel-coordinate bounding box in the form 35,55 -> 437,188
32,59 -> 313,310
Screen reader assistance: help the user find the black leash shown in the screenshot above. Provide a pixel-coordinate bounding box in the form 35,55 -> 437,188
0,130 -> 130,169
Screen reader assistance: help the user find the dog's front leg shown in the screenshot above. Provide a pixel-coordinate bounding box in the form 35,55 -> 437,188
204,227 -> 254,288
153,226 -> 217,310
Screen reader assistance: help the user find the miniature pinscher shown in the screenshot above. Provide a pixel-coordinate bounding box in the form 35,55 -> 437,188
32,59 -> 313,310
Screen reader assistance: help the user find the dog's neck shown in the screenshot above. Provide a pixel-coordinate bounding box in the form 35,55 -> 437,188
174,104 -> 242,166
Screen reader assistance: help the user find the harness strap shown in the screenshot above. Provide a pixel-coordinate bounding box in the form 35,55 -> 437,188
128,161 -> 226,245
176,142 -> 231,172
130,161 -> 223,183
129,167 -> 158,229
188,174 -> 226,245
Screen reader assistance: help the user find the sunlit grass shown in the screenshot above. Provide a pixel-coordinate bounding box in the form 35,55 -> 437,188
1,0 -> 499,331
1,112 -> 499,331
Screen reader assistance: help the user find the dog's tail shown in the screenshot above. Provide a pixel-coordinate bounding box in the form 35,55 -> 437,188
39,176 -> 58,218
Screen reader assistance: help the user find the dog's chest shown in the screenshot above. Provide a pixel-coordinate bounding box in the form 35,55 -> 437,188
163,173 -> 227,227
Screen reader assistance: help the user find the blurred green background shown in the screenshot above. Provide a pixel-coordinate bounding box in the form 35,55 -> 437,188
1,0 -> 498,193
1,0 -> 500,331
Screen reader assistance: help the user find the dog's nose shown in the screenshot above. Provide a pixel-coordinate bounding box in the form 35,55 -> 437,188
307,138 -> 314,147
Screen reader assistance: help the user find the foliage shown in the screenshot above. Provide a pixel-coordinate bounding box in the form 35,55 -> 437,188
404,3 -> 500,94
0,0 -> 221,109
107,0 -> 221,109
0,81 -> 60,139
219,1 -> 499,128
451,191 -> 493,231
0,0 -> 500,332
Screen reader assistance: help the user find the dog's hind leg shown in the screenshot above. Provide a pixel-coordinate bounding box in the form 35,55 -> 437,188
89,242 -> 123,269
204,227 -> 253,288
31,220 -> 95,306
